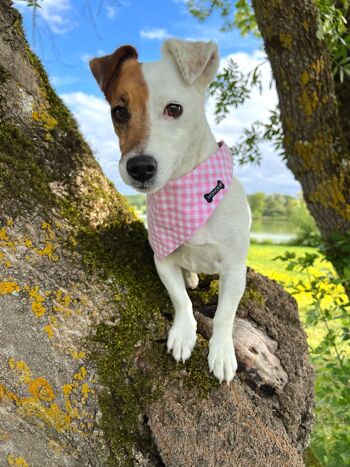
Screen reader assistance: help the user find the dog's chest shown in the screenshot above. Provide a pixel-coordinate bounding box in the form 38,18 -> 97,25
170,220 -> 224,274
172,243 -> 223,274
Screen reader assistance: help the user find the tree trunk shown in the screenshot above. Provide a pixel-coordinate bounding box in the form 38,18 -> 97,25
0,1 -> 314,465
252,0 -> 350,283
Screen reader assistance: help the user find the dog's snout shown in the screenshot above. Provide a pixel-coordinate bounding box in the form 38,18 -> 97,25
126,155 -> 157,182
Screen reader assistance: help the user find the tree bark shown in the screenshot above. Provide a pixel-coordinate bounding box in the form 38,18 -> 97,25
252,0 -> 350,281
0,1 -> 314,465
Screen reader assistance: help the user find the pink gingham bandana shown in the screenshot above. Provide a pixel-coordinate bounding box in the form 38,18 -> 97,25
147,142 -> 233,260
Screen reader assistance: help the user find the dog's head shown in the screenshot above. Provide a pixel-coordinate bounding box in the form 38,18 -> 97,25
90,39 -> 219,193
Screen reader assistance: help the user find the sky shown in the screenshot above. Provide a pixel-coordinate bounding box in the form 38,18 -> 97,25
15,0 -> 301,196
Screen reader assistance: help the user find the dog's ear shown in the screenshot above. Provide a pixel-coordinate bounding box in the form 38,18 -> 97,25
162,39 -> 219,86
89,45 -> 138,99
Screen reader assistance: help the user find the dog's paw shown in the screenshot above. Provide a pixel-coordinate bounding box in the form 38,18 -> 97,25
167,317 -> 197,363
183,270 -> 199,289
208,335 -> 237,384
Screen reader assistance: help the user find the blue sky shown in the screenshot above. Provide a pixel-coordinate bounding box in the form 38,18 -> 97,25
15,0 -> 301,196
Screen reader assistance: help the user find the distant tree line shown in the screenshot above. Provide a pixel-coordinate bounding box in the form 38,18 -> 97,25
248,193 -> 294,218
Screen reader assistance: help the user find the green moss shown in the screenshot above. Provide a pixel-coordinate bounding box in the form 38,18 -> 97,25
241,286 -> 265,306
0,64 -> 10,85
190,275 -> 219,306
0,123 -> 54,211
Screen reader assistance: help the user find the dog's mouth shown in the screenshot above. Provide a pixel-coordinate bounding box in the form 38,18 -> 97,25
134,182 -> 152,193
131,180 -> 161,194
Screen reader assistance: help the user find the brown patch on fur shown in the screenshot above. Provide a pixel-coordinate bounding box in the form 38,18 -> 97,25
89,46 -> 149,156
109,59 -> 149,155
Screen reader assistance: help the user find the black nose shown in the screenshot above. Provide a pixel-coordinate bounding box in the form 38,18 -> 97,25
126,155 -> 157,182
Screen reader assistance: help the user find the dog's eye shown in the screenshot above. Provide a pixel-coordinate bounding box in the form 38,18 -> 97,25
112,105 -> 129,124
164,103 -> 183,118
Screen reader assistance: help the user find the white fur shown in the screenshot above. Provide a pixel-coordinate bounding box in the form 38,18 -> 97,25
120,40 -> 251,383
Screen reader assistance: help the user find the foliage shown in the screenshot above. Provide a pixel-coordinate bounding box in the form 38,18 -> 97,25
208,58 -> 264,123
18,0 -> 41,7
289,199 -> 321,247
320,231 -> 350,286
275,251 -> 350,466
248,192 -> 265,217
316,0 -> 350,82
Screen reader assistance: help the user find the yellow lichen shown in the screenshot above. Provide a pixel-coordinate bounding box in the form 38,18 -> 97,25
299,89 -> 319,117
279,32 -> 292,50
309,176 -> 350,220
32,103 -> 58,131
0,226 -> 9,242
71,350 -> 85,359
43,324 -> 54,339
29,377 -> 55,402
53,289 -> 72,315
73,367 -> 87,381
0,384 -> 20,404
23,239 -> 32,248
33,222 -> 58,261
81,383 -> 90,400
8,358 -> 31,385
62,384 -> 73,397
0,281 -> 20,295
25,286 -> 46,317
7,454 -> 29,467
301,70 -> 310,85
3,358 -> 92,433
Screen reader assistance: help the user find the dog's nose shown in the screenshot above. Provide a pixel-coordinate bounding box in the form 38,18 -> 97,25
126,155 -> 157,182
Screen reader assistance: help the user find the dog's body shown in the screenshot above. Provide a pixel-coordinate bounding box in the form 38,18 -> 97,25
90,39 -> 251,383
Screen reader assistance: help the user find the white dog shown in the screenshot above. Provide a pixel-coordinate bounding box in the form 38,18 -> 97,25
90,39 -> 251,383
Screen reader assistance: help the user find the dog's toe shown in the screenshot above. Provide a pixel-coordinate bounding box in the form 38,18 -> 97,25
167,318 -> 197,363
208,336 -> 237,384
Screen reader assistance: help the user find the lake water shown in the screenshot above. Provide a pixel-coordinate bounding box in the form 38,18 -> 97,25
137,212 -> 296,244
250,218 -> 297,243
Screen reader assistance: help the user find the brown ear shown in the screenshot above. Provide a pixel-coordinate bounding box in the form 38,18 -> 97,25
89,45 -> 138,100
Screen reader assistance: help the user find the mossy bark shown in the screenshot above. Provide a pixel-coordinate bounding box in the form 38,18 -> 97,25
0,1 -> 314,465
252,0 -> 350,286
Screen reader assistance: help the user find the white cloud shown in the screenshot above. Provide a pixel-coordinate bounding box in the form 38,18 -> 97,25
106,5 -> 117,18
61,50 -> 300,196
80,53 -> 93,64
140,28 -> 171,40
14,0 -> 76,34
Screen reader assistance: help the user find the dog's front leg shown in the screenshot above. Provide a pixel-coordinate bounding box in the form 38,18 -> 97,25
155,256 -> 197,362
208,263 -> 247,383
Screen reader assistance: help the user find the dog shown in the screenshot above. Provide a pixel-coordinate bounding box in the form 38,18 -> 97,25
90,39 -> 251,383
